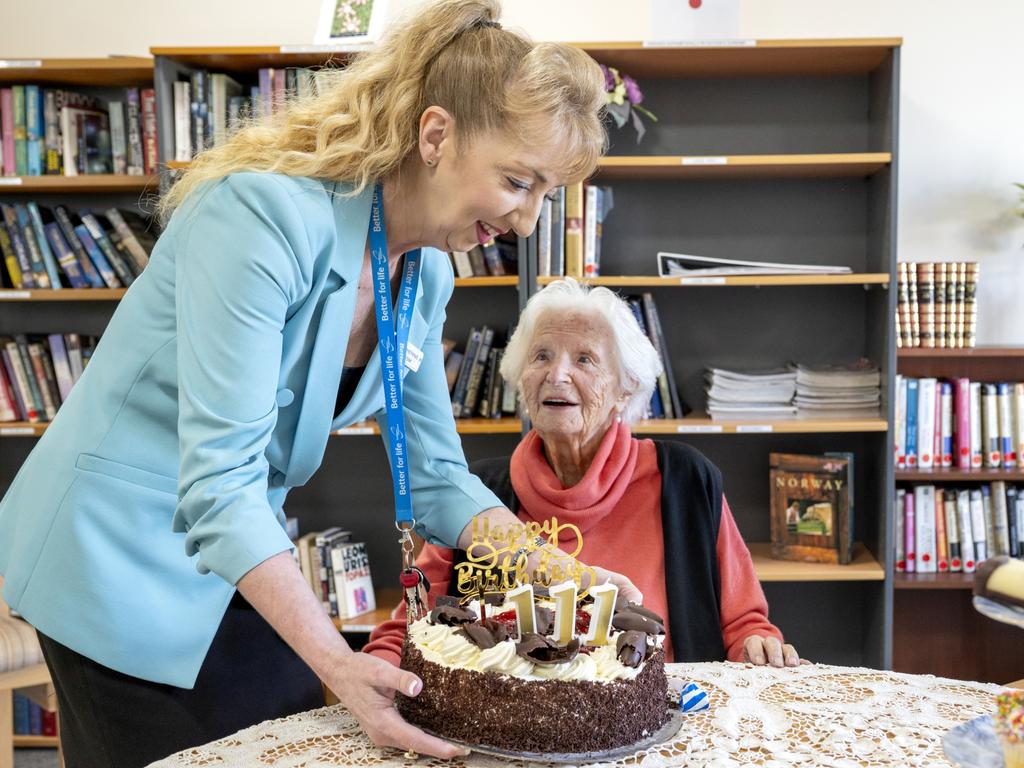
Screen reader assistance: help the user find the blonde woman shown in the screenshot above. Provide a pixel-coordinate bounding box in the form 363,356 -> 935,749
0,1 -> 637,764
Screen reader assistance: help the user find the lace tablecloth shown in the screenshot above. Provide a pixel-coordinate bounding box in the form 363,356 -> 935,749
148,662 -> 1002,767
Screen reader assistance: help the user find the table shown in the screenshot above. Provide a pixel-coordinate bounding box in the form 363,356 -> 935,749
148,661 -> 1005,767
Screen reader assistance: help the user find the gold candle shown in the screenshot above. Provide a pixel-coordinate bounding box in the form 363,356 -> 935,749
581,582 -> 618,646
549,580 -> 578,644
506,583 -> 536,639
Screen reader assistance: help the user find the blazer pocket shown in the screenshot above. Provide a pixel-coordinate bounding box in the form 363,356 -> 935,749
75,453 -> 178,496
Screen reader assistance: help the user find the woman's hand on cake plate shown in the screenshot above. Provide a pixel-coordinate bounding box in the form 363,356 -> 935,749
327,652 -> 471,759
742,635 -> 808,668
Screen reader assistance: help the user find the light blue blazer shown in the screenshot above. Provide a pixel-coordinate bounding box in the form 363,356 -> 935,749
0,173 -> 501,687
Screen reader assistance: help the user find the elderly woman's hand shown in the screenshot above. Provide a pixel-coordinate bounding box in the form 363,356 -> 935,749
586,564 -> 643,604
327,652 -> 470,759
742,635 -> 806,667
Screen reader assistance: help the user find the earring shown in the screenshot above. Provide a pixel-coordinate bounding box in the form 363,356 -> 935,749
425,158 -> 435,167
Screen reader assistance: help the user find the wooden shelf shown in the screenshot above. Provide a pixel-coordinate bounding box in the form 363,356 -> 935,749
331,587 -> 402,633
893,572 -> 975,590
575,39 -> 901,79
11,735 -> 58,748
0,56 -> 153,86
0,423 -> 45,437
0,174 -> 158,193
538,273 -> 889,288
898,346 -> 1024,358
632,413 -> 887,434
749,542 -> 884,582
332,418 -> 522,436
453,276 -> 518,287
0,288 -> 126,302
151,46 -> 360,73
896,467 -> 1024,482
596,153 -> 891,180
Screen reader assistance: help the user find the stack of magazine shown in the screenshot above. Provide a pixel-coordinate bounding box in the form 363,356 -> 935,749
794,361 -> 881,418
658,252 -> 852,277
705,367 -> 798,419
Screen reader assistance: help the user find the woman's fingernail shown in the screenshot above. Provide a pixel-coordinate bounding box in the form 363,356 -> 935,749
408,679 -> 421,696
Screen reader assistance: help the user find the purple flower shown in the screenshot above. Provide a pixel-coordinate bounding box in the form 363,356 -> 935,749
623,75 -> 643,105
600,64 -> 615,91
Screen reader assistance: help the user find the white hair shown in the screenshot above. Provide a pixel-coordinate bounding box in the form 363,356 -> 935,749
500,278 -> 663,423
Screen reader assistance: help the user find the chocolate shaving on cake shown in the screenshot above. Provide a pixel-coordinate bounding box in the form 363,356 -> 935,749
621,602 -> 665,625
458,619 -> 508,649
611,610 -> 664,636
484,593 -> 506,606
434,595 -> 461,608
534,605 -> 555,636
515,633 -> 580,665
429,604 -> 477,626
616,630 -> 648,668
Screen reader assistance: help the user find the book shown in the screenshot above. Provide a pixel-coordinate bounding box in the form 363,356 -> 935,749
914,484 -> 937,573
991,481 -> 1010,556
564,181 -> 584,278
124,88 -> 145,175
330,541 -> 376,618
54,205 -> 104,288
939,381 -> 954,467
917,378 -> 936,469
955,488 -> 976,572
462,326 -> 495,416
0,222 -> 24,289
141,88 -> 158,175
969,487 -> 987,564
43,221 -> 88,288
451,328 -> 481,417
997,382 -> 1015,467
769,452 -> 853,565
74,224 -> 121,288
982,383 -> 1001,468
895,488 -> 906,572
640,293 -> 674,418
969,381 -> 983,468
936,487 -> 953,572
658,251 -> 852,277
905,378 -> 919,467
103,208 -> 149,274
108,101 -> 127,174
47,333 -> 75,402
79,210 -> 135,285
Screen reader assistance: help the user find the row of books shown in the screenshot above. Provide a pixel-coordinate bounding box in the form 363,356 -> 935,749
444,329 -> 518,419
172,67 -> 325,162
627,292 -> 686,419
896,261 -> 979,349
293,525 -> 377,619
449,234 -> 517,278
0,201 -> 152,290
536,183 -> 612,278
0,85 -> 157,177
895,482 -> 1024,573
12,692 -> 56,736
894,376 -> 1024,470
0,333 -> 98,423
706,362 -> 880,420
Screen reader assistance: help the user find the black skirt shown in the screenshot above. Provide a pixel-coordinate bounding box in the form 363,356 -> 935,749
37,592 -> 324,768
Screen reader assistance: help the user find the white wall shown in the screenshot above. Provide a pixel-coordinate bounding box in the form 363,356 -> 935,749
3,0 -> 1022,343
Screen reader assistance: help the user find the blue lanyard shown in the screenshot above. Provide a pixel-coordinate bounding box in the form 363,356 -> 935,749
368,183 -> 421,527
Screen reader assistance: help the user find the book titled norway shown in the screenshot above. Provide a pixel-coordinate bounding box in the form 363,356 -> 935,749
769,452 -> 853,565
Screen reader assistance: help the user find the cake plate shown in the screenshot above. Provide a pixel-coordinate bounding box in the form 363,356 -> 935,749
420,710 -> 686,764
942,714 -> 1005,768
972,596 -> 1024,631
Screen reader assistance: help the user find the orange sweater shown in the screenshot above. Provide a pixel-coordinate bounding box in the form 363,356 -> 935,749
363,423 -> 782,664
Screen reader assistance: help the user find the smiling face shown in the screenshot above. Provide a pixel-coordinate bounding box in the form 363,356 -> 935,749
418,114 -> 565,252
519,310 -> 627,451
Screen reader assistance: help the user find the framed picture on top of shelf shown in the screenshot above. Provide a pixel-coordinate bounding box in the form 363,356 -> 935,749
315,0 -> 389,46
769,452 -> 854,565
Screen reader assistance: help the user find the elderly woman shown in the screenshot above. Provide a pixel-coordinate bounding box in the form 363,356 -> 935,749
365,278 -> 802,667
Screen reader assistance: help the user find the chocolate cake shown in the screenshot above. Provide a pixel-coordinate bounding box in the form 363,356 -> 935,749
397,597 -> 670,755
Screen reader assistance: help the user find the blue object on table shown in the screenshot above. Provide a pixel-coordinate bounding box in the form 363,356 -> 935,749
942,714 -> 1005,768
678,681 -> 710,712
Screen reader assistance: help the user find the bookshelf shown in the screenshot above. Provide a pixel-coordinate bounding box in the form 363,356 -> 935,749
147,40 -> 901,665
892,345 -> 1024,683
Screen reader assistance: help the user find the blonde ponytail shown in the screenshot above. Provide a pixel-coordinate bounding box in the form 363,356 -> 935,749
158,0 -> 606,222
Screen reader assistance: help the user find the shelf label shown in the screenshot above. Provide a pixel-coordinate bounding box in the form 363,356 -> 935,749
0,177 -> 24,185
682,156 -> 728,165
676,425 -> 723,434
679,277 -> 726,285
0,291 -> 31,299
0,59 -> 43,68
334,426 -> 375,435
737,425 -> 773,433
643,39 -> 756,48
1,427 -> 35,436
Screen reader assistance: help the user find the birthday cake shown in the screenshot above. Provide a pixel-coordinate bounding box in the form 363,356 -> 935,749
397,588 -> 670,755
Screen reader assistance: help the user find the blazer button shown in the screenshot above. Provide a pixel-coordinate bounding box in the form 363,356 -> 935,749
275,388 -> 295,407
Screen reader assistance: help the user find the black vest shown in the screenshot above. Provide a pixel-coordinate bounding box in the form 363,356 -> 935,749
458,440 -> 727,662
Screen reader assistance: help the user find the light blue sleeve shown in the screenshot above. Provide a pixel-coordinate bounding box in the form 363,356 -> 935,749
382,249 -> 504,548
171,173 -> 313,585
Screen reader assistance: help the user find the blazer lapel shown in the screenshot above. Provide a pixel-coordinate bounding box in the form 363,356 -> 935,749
284,183 -> 372,487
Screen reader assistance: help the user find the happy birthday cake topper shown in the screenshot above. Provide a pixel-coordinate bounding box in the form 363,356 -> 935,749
454,516 -> 597,600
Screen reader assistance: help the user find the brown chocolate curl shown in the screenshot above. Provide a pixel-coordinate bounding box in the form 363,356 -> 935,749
458,619 -> 509,649
515,633 -> 580,665
611,609 -> 664,636
429,604 -> 478,626
616,630 -> 648,668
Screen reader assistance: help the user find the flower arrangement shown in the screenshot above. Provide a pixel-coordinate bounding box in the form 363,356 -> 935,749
600,65 -> 657,143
